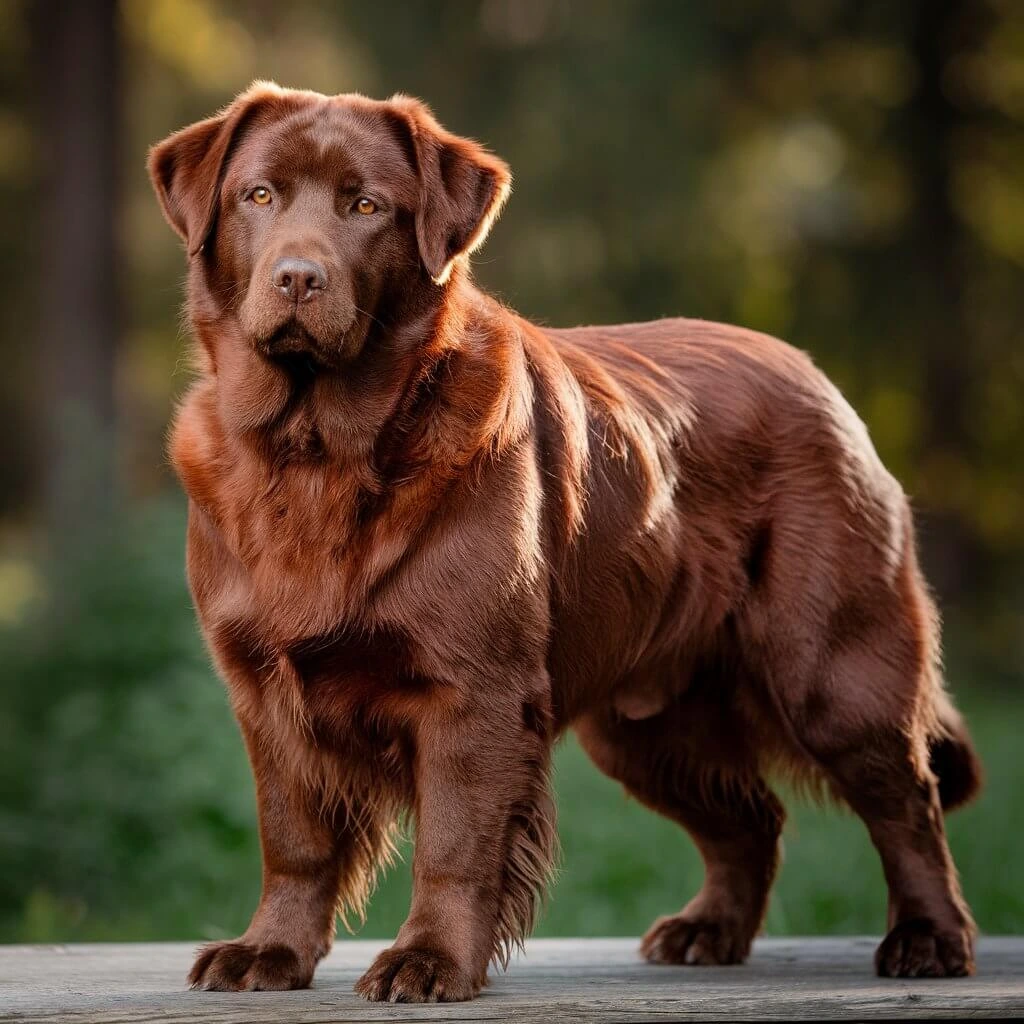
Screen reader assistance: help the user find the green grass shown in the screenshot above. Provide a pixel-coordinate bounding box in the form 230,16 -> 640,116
2,498 -> 1021,942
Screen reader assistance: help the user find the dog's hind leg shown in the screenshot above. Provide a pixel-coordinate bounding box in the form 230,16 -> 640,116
789,686 -> 976,974
771,590 -> 977,977
575,699 -> 784,966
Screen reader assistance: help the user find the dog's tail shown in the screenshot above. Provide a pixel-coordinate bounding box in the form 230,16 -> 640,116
928,690 -> 983,812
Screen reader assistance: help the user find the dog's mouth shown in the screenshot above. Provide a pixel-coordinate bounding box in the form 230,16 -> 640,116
252,306 -> 365,369
256,320 -> 332,368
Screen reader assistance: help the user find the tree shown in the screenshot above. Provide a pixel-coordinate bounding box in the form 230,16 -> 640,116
31,0 -> 121,543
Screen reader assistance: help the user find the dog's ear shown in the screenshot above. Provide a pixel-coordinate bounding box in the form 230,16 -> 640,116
389,96 -> 511,285
148,81 -> 283,257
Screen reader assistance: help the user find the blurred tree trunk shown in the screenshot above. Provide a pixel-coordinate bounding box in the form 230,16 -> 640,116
31,0 -> 121,545
905,0 -> 989,599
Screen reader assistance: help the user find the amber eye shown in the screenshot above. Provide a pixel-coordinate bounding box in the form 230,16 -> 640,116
354,197 -> 377,215
251,187 -> 272,205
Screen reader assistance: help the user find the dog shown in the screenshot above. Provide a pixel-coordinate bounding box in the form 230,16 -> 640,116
149,82 -> 981,1001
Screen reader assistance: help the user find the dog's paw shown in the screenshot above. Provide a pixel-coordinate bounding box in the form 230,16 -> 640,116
875,919 -> 975,978
354,947 -> 480,1003
641,914 -> 753,966
188,940 -> 314,991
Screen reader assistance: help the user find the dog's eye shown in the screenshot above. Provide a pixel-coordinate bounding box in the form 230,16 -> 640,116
250,187 -> 272,206
354,197 -> 377,215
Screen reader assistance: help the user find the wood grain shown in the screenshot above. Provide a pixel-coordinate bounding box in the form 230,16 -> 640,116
2,937 -> 1022,1022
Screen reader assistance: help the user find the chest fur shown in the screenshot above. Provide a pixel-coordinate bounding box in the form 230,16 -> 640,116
173,382 -> 551,736
178,443 -> 449,753
172,399 -> 435,643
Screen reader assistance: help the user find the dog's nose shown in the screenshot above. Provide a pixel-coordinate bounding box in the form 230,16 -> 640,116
272,258 -> 327,302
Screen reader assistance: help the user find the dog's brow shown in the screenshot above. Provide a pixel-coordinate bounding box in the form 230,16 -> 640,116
298,114 -> 355,159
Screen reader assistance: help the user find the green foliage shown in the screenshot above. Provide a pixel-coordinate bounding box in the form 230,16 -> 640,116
0,500 -> 259,941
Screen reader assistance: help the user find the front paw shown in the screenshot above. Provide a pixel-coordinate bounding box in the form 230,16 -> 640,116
355,946 -> 481,1003
641,913 -> 754,966
188,940 -> 315,991
875,918 -> 975,978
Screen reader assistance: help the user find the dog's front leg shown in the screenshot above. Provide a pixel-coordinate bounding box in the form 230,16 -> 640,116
356,693 -> 557,1003
188,718 -> 389,991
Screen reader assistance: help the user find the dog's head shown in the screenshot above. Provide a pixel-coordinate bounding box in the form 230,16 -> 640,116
149,83 -> 510,365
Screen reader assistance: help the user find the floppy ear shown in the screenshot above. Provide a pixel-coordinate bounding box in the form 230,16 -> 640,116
390,96 -> 511,285
148,82 -> 282,257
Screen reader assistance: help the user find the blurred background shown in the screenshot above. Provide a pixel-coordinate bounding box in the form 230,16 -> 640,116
0,0 -> 1021,944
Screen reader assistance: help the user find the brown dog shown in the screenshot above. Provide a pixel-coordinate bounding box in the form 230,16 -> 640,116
149,82 -> 981,1001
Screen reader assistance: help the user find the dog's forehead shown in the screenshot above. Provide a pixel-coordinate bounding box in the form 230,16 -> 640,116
234,99 -> 416,189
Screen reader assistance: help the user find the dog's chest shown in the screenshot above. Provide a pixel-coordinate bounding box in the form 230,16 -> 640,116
173,397 -> 388,622
216,461 -> 395,635
189,467 -> 442,744
203,586 -> 430,768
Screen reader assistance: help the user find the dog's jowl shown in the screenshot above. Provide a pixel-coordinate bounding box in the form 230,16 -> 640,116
150,83 -> 980,1001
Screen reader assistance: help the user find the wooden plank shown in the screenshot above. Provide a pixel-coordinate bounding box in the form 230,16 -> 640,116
1,937 -> 1021,1022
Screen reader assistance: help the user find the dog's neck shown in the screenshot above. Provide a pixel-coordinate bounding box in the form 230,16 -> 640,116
189,276 -> 533,493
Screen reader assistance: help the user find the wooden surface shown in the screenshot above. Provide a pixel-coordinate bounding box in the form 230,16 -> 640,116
2,937 -> 1022,1022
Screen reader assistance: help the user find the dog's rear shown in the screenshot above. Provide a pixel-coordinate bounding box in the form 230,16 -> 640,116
542,317 -> 981,978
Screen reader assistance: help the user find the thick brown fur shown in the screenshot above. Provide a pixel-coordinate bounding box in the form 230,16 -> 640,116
149,83 -> 981,1001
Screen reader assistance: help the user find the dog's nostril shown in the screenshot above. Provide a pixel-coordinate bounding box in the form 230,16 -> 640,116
272,258 -> 328,301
